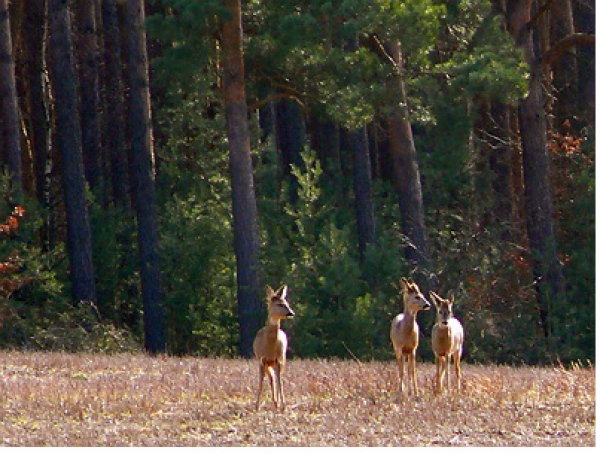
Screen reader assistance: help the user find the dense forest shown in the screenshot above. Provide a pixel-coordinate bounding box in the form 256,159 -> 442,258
0,0 -> 594,364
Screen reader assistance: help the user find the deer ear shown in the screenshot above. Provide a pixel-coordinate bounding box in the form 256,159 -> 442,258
277,285 -> 288,299
400,278 -> 410,290
449,292 -> 455,305
429,291 -> 440,305
265,285 -> 275,300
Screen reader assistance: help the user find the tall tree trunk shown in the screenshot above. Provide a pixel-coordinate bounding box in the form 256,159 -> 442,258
475,99 -> 513,241
310,114 -> 341,183
48,0 -> 97,303
0,0 -> 23,203
258,101 -> 275,144
23,0 -> 49,214
221,0 -> 263,359
126,0 -> 166,354
506,0 -> 567,341
573,0 -> 595,125
74,0 -> 101,192
386,41 -> 431,280
348,126 -> 376,264
550,0 -> 577,126
101,0 -> 129,209
275,98 -> 304,202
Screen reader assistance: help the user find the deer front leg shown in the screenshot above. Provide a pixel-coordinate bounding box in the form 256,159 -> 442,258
454,350 -> 462,392
267,367 -> 277,409
394,349 -> 405,394
445,356 -> 451,392
275,362 -> 285,410
435,355 -> 443,395
409,350 -> 418,396
255,364 -> 265,410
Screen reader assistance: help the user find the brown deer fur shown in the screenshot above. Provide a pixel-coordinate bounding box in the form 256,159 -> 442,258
253,285 -> 295,410
390,278 -> 431,396
431,291 -> 464,394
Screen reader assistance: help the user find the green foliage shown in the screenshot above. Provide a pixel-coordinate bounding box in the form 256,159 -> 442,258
256,149 -> 409,360
550,129 -> 595,362
155,79 -> 238,355
0,175 -> 139,353
90,205 -> 140,332
433,2 -> 529,104
147,0 -> 227,86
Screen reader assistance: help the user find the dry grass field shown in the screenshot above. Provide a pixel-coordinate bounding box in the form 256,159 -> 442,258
0,351 -> 594,446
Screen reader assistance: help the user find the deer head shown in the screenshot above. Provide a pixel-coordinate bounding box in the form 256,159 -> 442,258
430,291 -> 454,326
266,285 -> 295,320
400,277 -> 431,313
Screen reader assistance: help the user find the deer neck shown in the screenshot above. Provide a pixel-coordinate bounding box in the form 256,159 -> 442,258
402,308 -> 418,325
266,316 -> 281,331
436,318 -> 452,331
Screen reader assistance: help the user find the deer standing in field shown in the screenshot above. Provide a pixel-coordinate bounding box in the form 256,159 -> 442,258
390,277 -> 431,396
430,291 -> 464,394
253,285 -> 295,410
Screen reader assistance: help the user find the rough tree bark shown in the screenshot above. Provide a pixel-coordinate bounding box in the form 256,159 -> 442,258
506,0 -> 567,340
101,0 -> 129,209
48,0 -> 97,303
275,98 -> 304,202
23,0 -> 48,212
384,40 -> 431,281
0,0 -> 23,202
74,0 -> 101,192
126,0 -> 166,354
550,0 -> 577,125
221,0 -> 263,358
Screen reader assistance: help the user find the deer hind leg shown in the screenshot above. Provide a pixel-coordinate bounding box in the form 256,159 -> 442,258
255,363 -> 265,410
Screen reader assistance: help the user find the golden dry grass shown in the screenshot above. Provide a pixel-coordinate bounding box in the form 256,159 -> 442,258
0,351 -> 594,446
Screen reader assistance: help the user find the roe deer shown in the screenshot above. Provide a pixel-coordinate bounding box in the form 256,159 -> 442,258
430,291 -> 464,394
390,277 -> 431,396
253,285 -> 295,410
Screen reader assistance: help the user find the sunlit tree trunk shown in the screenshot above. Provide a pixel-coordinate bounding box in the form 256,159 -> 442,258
221,0 -> 262,358
385,40 -> 431,281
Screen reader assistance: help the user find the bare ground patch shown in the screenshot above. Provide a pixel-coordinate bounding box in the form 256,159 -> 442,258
0,352 -> 594,446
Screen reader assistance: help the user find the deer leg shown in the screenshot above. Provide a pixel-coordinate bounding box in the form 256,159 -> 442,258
267,367 -> 277,409
255,364 -> 265,410
434,356 -> 439,394
446,357 -> 451,392
454,350 -> 462,392
435,355 -> 443,395
409,350 -> 418,396
275,362 -> 285,410
395,350 -> 405,394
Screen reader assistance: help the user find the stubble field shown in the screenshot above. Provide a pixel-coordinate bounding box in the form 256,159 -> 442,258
0,351 -> 594,446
